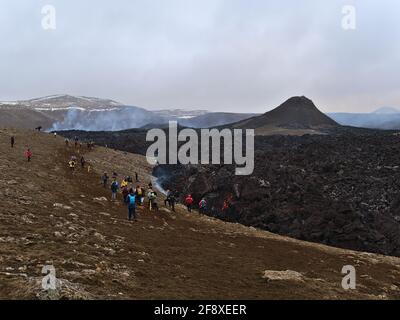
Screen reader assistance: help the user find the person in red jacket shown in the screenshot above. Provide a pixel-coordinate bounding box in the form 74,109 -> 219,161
25,148 -> 32,162
222,193 -> 233,212
222,200 -> 229,212
185,194 -> 194,212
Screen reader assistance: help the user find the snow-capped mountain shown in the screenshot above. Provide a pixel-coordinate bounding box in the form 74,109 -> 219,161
0,95 -> 163,130
0,94 -> 123,111
0,94 -> 255,131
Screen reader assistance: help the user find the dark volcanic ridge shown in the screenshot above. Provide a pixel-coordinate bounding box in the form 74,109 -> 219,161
232,96 -> 339,134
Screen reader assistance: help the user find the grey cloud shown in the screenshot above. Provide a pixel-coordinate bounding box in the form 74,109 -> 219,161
0,0 -> 399,113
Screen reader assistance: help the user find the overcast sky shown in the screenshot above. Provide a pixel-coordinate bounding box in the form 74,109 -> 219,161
0,0 -> 399,112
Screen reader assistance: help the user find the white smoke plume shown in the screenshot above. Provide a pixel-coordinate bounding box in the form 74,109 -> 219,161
50,107 -> 165,131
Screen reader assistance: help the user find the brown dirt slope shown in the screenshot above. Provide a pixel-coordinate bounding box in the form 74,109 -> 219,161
0,129 -> 399,300
0,108 -> 58,130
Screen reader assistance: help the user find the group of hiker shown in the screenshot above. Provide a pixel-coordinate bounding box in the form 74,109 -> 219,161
12,133 -> 90,172
10,136 -> 33,162
183,194 -> 208,213
164,189 -> 177,212
103,174 -> 161,221
11,132 -> 93,165
10,132 -> 218,222
68,155 -> 91,174
64,136 -> 95,151
160,189 -> 207,214
104,173 -> 211,221
65,136 -> 94,174
163,190 -> 208,214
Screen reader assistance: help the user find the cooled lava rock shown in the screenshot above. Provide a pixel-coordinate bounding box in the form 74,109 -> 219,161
155,130 -> 400,257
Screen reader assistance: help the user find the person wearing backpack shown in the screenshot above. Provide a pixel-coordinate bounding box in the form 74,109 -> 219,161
140,187 -> 145,205
25,148 -> 33,162
126,190 -> 137,221
152,191 -> 159,211
80,156 -> 86,168
135,186 -> 143,205
111,179 -> 119,201
68,159 -> 76,173
122,185 -> 129,202
148,189 -> 158,211
121,178 -> 129,189
169,192 -> 176,212
199,198 -> 207,214
185,194 -> 194,213
164,189 -> 172,207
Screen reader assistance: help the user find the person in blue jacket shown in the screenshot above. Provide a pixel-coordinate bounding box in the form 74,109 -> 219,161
111,179 -> 119,201
126,189 -> 137,221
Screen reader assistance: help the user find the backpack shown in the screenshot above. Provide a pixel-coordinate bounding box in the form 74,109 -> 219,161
149,192 -> 156,200
199,200 -> 207,209
111,182 -> 119,192
128,194 -> 136,207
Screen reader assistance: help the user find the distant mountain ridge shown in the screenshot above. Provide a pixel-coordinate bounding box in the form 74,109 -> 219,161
0,95 -> 257,131
0,94 -> 123,111
372,106 -> 400,114
329,106 -> 400,130
153,109 -> 209,119
0,95 -> 157,130
2,94 -> 400,131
